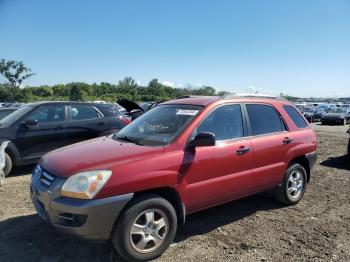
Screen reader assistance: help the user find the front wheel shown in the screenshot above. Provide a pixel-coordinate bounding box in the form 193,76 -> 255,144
112,194 -> 177,261
275,163 -> 307,205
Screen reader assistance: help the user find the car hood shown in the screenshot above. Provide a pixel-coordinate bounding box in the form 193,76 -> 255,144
40,136 -> 164,178
117,99 -> 145,113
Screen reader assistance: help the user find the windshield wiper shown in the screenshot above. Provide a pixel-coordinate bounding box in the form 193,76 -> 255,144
115,135 -> 144,145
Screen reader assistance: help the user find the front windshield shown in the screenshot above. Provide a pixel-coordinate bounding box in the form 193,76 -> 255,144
330,108 -> 347,113
115,104 -> 202,146
0,105 -> 33,127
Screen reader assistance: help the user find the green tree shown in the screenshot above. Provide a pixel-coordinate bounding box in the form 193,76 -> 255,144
0,59 -> 35,88
69,83 -> 86,101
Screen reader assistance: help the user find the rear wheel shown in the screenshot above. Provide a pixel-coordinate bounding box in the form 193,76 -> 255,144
343,118 -> 347,125
4,153 -> 12,177
275,163 -> 307,205
112,194 -> 177,261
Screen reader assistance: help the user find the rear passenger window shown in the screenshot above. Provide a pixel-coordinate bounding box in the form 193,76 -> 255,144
283,105 -> 308,128
246,104 -> 286,136
194,104 -> 243,141
71,105 -> 99,120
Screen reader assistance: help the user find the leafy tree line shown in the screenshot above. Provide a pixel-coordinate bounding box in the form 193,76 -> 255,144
4,59 -> 325,103
0,59 -> 227,103
0,77 -> 228,103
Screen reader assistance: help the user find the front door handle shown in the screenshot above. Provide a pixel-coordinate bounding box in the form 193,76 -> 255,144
97,122 -> 105,126
54,126 -> 63,130
283,137 -> 293,144
236,146 -> 250,155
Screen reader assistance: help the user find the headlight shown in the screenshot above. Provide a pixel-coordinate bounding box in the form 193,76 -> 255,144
61,170 -> 112,199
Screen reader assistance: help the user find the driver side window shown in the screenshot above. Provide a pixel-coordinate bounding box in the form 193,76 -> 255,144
193,105 -> 244,141
27,105 -> 65,123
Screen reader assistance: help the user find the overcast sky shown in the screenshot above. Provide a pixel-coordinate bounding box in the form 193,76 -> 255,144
0,0 -> 349,97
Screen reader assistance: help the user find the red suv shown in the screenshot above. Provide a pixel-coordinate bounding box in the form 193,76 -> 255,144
30,96 -> 317,261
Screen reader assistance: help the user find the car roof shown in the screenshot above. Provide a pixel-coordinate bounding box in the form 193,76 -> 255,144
162,95 -> 292,107
27,101 -> 105,106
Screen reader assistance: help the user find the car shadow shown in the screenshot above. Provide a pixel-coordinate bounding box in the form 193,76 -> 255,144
175,192 -> 283,243
0,192 -> 283,262
0,214 -> 114,262
320,155 -> 350,171
9,164 -> 36,177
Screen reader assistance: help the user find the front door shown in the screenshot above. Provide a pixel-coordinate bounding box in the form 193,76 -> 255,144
14,105 -> 68,158
184,104 -> 253,212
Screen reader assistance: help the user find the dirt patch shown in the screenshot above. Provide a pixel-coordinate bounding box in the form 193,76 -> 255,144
0,124 -> 349,261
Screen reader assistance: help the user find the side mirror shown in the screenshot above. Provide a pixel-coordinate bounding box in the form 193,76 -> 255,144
24,119 -> 38,126
188,132 -> 215,148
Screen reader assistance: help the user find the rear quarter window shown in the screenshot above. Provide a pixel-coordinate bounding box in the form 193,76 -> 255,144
283,105 -> 308,128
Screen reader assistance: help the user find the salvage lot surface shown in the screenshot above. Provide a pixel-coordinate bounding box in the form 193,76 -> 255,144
0,124 -> 349,262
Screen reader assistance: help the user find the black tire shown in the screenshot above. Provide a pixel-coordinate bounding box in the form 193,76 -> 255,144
274,163 -> 307,205
347,138 -> 350,159
112,194 -> 177,262
4,153 -> 12,177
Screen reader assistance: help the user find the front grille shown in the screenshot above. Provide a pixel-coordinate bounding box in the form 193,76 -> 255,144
40,171 -> 55,186
33,165 -> 56,187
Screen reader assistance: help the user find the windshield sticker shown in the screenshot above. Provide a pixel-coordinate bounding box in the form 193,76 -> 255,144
176,109 -> 199,116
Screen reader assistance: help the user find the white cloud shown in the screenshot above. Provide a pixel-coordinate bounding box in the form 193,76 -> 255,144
162,81 -> 174,87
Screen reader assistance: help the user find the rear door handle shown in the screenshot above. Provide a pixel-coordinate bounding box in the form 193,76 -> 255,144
54,126 -> 63,130
97,122 -> 105,126
283,137 -> 293,144
236,146 -> 250,155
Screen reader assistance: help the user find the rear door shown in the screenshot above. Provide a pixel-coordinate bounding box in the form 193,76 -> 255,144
66,104 -> 108,144
244,103 -> 294,191
15,104 -> 68,158
185,104 -> 253,211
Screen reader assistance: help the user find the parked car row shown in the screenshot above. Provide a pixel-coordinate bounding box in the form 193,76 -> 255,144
3,95 -> 350,261
294,102 -> 350,125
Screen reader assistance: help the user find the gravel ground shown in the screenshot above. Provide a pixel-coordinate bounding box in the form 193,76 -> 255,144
0,123 -> 349,262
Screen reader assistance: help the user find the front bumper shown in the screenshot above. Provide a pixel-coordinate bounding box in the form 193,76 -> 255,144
30,169 -> 133,242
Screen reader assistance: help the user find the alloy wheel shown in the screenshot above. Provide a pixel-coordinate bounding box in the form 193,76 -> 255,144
129,209 -> 169,254
287,170 -> 304,200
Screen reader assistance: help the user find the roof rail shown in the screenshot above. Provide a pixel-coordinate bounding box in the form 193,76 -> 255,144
222,93 -> 287,101
174,95 -> 218,99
